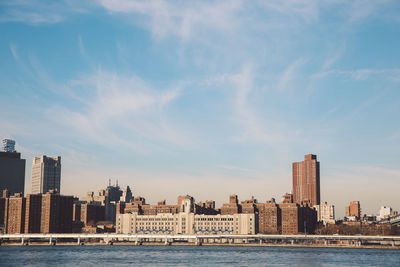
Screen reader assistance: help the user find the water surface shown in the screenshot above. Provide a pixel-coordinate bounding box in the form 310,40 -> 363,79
1,246 -> 399,266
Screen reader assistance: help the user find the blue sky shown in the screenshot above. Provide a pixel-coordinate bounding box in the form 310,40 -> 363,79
1,0 -> 400,217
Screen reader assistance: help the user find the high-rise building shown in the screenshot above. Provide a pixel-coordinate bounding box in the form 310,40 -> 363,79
345,201 -> 361,219
292,154 -> 320,207
0,140 -> 26,195
31,155 -> 61,194
2,139 -> 16,152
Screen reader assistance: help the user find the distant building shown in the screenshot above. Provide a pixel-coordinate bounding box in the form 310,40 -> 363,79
4,193 -> 26,234
221,194 -> 241,215
256,202 -> 280,234
2,191 -> 73,234
116,198 -> 255,235
279,203 -> 317,234
31,155 -> 61,194
0,192 -> 6,233
24,194 -> 42,233
377,206 -> 392,221
118,194 -> 219,217
85,181 -> 123,222
292,154 -> 320,207
345,201 -> 361,220
80,203 -> 105,226
0,140 -> 26,195
120,186 -> 133,203
314,201 -> 335,225
282,193 -> 294,203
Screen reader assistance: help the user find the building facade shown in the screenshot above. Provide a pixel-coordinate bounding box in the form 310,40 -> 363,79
117,199 -> 255,235
314,201 -> 335,225
2,191 -> 73,234
80,203 -> 105,226
292,154 -> 320,207
377,206 -> 392,221
345,201 -> 361,220
0,142 -> 26,195
24,194 -> 42,233
4,193 -> 26,234
256,203 -> 280,234
31,155 -> 61,194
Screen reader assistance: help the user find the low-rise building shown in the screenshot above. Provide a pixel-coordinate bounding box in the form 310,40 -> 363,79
116,198 -> 255,235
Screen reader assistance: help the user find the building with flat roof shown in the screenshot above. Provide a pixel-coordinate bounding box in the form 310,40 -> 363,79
345,201 -> 361,220
314,201 -> 335,225
117,198 -> 255,235
31,155 -> 61,194
293,154 -> 320,207
0,140 -> 26,195
377,206 -> 392,221
3,193 -> 26,234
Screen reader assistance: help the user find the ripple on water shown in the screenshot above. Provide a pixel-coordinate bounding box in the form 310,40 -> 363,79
0,246 -> 399,267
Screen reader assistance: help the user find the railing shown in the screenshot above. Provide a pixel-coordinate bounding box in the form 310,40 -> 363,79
0,233 -> 399,247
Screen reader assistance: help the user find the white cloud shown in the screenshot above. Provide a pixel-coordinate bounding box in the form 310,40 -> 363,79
0,0 -> 92,24
229,65 -> 283,144
276,58 -> 307,92
319,68 -> 400,81
49,71 -> 195,153
96,0 -> 242,40
259,0 -> 321,22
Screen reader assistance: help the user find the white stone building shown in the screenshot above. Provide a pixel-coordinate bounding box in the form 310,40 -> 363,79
377,206 -> 392,221
116,198 -> 255,235
314,201 -> 335,225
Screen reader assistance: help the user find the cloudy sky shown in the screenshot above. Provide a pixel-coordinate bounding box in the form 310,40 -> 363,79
1,0 -> 400,217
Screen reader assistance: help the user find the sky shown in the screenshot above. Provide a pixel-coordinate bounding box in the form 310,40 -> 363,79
1,0 -> 400,218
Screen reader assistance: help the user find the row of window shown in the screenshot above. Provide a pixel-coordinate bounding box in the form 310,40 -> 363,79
195,218 -> 235,221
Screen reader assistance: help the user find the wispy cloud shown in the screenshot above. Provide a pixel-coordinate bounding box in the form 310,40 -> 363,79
96,0 -> 242,41
259,0 -> 320,22
48,71 -> 196,153
276,58 -> 307,92
229,65 -> 284,144
317,68 -> 400,82
0,0 -> 91,24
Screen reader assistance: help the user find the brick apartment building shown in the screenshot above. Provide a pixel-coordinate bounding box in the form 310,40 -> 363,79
220,194 -> 317,235
118,195 -> 219,217
1,190 -> 73,234
345,201 -> 361,220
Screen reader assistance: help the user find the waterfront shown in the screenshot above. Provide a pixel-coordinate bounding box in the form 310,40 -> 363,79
1,246 -> 399,266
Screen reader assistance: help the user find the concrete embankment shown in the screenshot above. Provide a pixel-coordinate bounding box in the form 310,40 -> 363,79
1,241 -> 399,249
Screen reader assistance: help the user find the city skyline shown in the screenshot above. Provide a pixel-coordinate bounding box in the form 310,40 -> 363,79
1,1 -> 400,217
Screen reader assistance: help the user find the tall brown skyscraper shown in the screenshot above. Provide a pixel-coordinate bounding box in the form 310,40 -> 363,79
292,154 -> 320,207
